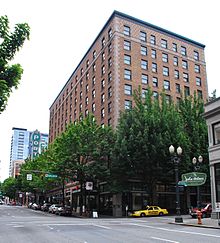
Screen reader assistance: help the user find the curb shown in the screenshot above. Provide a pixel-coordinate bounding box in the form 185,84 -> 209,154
169,222 -> 220,229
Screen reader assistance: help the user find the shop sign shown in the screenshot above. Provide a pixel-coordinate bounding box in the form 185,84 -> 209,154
181,172 -> 207,186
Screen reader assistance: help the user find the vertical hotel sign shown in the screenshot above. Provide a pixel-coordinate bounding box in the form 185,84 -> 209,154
32,130 -> 41,159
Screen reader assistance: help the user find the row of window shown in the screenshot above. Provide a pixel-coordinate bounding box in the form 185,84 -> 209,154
124,69 -> 202,86
124,83 -> 203,98
124,51 -> 201,73
123,25 -> 200,60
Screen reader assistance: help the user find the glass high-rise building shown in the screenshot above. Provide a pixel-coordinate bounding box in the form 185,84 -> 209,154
9,127 -> 48,177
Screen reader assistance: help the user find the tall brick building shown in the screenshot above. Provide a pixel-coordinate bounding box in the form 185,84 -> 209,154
49,11 -> 208,143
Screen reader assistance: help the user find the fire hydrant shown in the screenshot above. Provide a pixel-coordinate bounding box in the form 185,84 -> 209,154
197,209 -> 202,225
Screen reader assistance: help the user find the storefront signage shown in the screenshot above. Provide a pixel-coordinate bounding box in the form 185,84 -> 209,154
181,172 -> 207,186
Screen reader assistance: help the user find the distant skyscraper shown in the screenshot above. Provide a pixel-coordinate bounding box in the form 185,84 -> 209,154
9,127 -> 48,177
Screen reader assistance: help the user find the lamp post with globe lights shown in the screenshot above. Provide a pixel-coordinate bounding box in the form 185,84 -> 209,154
192,155 -> 203,209
169,145 -> 183,223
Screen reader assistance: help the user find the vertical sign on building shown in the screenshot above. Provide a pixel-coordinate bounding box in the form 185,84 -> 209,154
32,130 -> 41,159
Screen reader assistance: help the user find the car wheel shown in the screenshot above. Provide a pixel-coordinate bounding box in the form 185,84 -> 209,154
159,212 -> 164,216
140,213 -> 145,217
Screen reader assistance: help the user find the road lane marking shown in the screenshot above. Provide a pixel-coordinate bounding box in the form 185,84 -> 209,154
151,237 -> 179,243
92,224 -> 111,229
128,223 -> 220,238
13,225 -> 24,228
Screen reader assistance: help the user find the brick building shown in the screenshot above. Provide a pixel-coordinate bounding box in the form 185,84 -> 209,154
49,10 -> 208,143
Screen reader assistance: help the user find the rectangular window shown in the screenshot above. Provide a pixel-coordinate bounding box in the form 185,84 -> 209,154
124,69 -> 131,80
101,93 -> 105,104
141,60 -> 148,70
140,31 -> 147,41
176,83 -> 181,93
173,56 -> 178,66
163,66 -> 169,76
151,49 -> 156,59
172,43 -> 177,52
181,46 -> 187,56
142,74 -> 148,84
124,55 -> 131,65
101,65 -> 105,75
195,64 -> 200,73
194,50 -> 199,60
152,63 -> 157,73
182,60 -> 188,69
101,108 -> 105,118
150,35 -> 156,45
124,25 -> 130,36
214,163 -> 220,202
153,91 -> 158,99
108,72 -> 112,83
183,72 -> 189,82
196,77 -> 202,86
92,103 -> 95,112
141,46 -> 147,55
124,84 -> 132,95
164,80 -> 170,90
101,79 -> 105,90
102,37 -> 106,48
108,86 -> 112,98
184,86 -> 190,96
108,28 -> 113,39
162,53 -> 168,62
152,77 -> 158,87
108,102 -> 112,114
174,70 -> 179,79
213,122 -> 220,145
125,100 -> 132,110
124,40 -> 131,51
161,39 -> 168,49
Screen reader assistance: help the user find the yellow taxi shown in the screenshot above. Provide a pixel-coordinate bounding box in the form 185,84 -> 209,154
129,205 -> 168,217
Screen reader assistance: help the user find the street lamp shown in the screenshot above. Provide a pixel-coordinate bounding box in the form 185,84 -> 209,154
169,145 -> 183,223
192,155 -> 203,209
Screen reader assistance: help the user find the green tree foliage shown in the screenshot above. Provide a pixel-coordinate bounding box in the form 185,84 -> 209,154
111,89 -> 207,203
0,15 -> 30,113
1,177 -> 20,200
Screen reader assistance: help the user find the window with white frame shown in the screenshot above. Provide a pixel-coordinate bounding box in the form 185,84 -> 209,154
92,103 -> 95,112
101,93 -> 105,104
124,69 -> 131,80
196,77 -> 201,86
162,53 -> 168,62
124,40 -> 131,51
101,108 -> 105,118
194,50 -> 199,60
150,35 -> 156,45
152,77 -> 158,87
195,64 -> 200,73
183,72 -> 189,82
124,25 -> 130,36
151,49 -> 156,59
124,84 -> 132,95
142,74 -> 148,84
172,43 -> 177,52
163,66 -> 169,76
181,46 -> 187,56
142,88 -> 148,98
108,86 -> 112,98
152,63 -> 157,73
176,83 -> 181,93
173,56 -> 178,66
164,80 -> 170,90
174,70 -> 179,79
108,28 -> 113,39
125,100 -> 132,110
141,60 -> 148,70
140,31 -> 147,42
161,39 -> 167,49
182,60 -> 188,69
124,55 -> 131,65
141,46 -> 147,56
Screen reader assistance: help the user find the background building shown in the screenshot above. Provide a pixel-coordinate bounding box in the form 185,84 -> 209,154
49,10 -> 208,143
9,128 -> 48,177
204,97 -> 220,218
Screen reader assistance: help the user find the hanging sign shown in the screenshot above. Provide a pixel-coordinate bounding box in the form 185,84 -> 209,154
181,172 -> 207,186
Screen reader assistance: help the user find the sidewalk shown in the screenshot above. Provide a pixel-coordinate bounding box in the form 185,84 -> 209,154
170,216 -> 220,229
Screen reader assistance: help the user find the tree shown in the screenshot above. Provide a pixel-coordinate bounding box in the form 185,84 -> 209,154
2,177 -> 20,200
111,89 -> 190,204
0,15 -> 30,113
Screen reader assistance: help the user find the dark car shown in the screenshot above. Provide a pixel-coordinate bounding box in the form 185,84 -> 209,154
55,206 -> 72,216
189,203 -> 212,218
41,203 -> 52,212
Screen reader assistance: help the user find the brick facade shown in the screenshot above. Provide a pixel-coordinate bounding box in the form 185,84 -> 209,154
49,11 -> 208,143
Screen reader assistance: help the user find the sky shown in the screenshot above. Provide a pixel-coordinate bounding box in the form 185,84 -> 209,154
0,0 -> 219,182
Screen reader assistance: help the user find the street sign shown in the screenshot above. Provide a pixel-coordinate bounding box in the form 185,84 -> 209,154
26,174 -> 32,181
86,181 -> 93,190
181,172 -> 207,186
216,202 -> 220,212
45,173 -> 58,178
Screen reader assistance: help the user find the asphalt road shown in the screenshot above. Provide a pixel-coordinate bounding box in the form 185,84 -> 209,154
0,205 -> 220,243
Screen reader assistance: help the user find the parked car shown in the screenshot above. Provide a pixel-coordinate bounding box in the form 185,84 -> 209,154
189,203 -> 212,218
48,204 -> 62,214
129,205 -> 168,217
28,202 -> 33,208
55,206 -> 72,216
41,203 -> 52,212
31,203 -> 41,210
